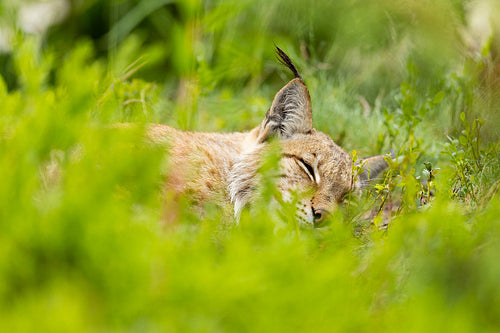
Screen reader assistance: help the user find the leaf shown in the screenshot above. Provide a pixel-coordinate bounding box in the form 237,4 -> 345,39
351,150 -> 358,162
432,90 -> 445,104
0,75 -> 6,97
459,135 -> 467,146
373,213 -> 384,228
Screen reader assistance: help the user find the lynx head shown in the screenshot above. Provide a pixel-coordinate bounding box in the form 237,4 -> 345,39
232,47 -> 389,226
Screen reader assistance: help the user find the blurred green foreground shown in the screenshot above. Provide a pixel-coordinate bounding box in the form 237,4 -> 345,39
1,0 -> 500,331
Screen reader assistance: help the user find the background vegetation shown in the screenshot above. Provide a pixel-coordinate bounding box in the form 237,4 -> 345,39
1,0 -> 499,331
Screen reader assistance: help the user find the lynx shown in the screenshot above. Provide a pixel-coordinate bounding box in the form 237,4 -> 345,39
147,47 -> 389,225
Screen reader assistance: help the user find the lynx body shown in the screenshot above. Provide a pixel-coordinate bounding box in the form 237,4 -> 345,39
148,48 -> 388,225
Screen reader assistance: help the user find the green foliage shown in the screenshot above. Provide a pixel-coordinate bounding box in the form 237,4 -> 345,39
0,0 -> 500,331
442,112 -> 500,209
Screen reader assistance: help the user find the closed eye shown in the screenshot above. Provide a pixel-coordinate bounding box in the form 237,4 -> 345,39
283,153 -> 317,183
298,158 -> 316,183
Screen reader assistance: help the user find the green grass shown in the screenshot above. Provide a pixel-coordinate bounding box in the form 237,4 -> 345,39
1,0 -> 500,331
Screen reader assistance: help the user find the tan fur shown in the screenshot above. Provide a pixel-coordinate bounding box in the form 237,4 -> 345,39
146,49 -> 388,225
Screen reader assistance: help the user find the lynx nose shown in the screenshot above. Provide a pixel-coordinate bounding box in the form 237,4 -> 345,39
313,208 -> 329,226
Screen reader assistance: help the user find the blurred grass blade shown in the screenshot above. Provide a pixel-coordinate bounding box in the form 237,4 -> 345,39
108,0 -> 176,48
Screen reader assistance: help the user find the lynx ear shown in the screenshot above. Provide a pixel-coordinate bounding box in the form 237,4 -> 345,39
357,155 -> 390,188
258,78 -> 313,142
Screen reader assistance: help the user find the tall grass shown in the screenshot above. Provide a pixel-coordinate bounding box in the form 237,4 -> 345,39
0,0 -> 499,331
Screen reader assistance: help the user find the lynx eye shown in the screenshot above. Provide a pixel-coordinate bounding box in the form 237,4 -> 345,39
298,158 -> 316,183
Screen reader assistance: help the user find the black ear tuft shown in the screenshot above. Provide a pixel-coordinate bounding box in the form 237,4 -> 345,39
275,46 -> 302,80
256,47 -> 311,142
